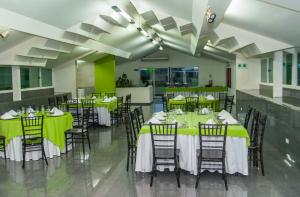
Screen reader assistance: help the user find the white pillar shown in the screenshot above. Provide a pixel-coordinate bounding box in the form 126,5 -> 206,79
273,51 -> 283,98
12,66 -> 21,101
291,48 -> 297,86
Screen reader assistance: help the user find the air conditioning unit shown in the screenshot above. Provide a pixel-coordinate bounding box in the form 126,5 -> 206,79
141,55 -> 169,62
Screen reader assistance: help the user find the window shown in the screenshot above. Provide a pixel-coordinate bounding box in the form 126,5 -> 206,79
297,53 -> 300,86
41,68 -> 52,87
261,58 -> 273,83
283,52 -> 292,85
170,66 -> 198,86
0,67 -> 12,90
21,67 -> 40,89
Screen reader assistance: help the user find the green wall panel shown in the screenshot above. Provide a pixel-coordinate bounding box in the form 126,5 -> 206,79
94,55 -> 116,93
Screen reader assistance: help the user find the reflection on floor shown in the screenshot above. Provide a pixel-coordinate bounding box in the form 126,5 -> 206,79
0,102 -> 299,197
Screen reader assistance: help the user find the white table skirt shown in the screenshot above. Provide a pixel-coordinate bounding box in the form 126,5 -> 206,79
0,137 -> 73,161
96,107 -> 111,126
135,134 -> 248,175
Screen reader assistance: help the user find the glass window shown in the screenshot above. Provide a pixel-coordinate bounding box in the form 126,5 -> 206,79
297,53 -> 300,86
283,52 -> 293,85
261,59 -> 268,83
268,58 -> 273,83
170,66 -> 198,87
0,67 -> 12,90
21,67 -> 40,89
41,68 -> 52,87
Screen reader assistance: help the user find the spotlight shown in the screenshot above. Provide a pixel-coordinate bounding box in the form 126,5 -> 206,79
206,7 -> 216,24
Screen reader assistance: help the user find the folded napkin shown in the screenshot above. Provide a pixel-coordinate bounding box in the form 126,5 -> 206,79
222,117 -> 238,124
205,119 -> 215,125
103,98 -> 112,102
175,109 -> 183,115
201,108 -> 210,115
50,107 -> 64,116
28,113 -> 35,119
1,112 -> 15,120
156,111 -> 167,117
148,117 -> 161,124
206,95 -> 215,100
7,110 -> 18,116
92,96 -> 96,99
111,96 -> 117,100
174,95 -> 185,100
218,110 -> 231,119
27,107 -> 35,113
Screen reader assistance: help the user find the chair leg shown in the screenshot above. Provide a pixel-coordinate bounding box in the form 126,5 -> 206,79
86,132 -> 91,151
195,159 -> 201,189
65,134 -> 68,156
22,145 -> 26,168
222,162 -> 228,190
260,151 -> 265,176
42,146 -> 48,166
150,171 -> 154,187
126,148 -> 130,171
176,169 -> 181,188
3,140 -> 6,160
82,134 -> 85,155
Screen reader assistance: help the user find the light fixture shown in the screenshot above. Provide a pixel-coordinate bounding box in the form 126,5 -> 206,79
112,6 -> 135,24
0,30 -> 9,39
159,46 -> 163,51
206,7 -> 216,23
137,27 -> 149,37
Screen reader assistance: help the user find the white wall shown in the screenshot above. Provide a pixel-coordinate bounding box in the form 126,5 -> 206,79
235,55 -> 260,90
53,60 -> 77,97
116,48 -> 227,87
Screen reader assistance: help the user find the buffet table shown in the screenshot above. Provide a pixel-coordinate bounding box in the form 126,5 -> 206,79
0,112 -> 73,161
135,112 -> 249,175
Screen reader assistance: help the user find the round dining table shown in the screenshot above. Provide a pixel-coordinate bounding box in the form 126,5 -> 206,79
0,112 -> 73,161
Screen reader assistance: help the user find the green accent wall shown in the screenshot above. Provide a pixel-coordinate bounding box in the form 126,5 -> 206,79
94,55 -> 116,92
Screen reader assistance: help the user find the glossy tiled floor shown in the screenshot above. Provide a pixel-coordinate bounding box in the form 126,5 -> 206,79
0,103 -> 299,197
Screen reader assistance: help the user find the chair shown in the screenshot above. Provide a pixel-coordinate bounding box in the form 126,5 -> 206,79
62,95 -> 69,103
185,97 -> 198,112
219,92 -> 227,109
123,94 -> 131,115
166,93 -> 174,100
92,92 -> 102,98
169,103 -> 186,112
162,95 -> 168,112
67,99 -> 81,126
104,92 -> 116,97
224,95 -> 234,113
129,111 -> 140,141
243,106 -> 253,130
111,96 -> 123,126
82,99 -> 98,126
149,122 -> 180,188
198,102 -> 214,111
134,106 -> 144,130
196,123 -> 228,190
124,115 -> 137,171
56,96 -> 63,106
248,112 -> 267,176
0,136 -> 6,160
21,115 -> 48,168
48,97 -> 55,107
65,107 -> 91,155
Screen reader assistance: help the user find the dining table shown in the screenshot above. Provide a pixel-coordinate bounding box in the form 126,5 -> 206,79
0,112 -> 73,161
135,111 -> 249,175
168,96 -> 221,112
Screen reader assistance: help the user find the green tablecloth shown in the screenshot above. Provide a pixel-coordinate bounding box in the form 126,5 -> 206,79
140,112 -> 250,145
0,112 -> 73,150
64,98 -> 118,112
168,97 -> 220,112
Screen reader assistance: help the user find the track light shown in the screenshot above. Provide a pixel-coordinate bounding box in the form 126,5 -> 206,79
137,27 -> 149,37
159,46 -> 163,51
112,6 -> 135,24
206,7 -> 216,24
152,39 -> 159,45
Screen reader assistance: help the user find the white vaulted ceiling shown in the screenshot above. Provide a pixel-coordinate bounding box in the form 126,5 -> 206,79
0,0 -> 298,67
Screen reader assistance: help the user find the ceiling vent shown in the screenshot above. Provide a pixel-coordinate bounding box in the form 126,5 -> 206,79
141,55 -> 169,62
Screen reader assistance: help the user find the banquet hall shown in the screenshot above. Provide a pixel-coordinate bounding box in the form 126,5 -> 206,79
0,0 -> 300,197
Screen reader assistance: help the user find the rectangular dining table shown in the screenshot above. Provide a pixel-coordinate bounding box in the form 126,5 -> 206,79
135,112 -> 249,175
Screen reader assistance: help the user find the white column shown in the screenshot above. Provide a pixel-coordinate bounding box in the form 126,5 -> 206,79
273,51 -> 283,97
12,66 -> 21,101
291,48 -> 298,86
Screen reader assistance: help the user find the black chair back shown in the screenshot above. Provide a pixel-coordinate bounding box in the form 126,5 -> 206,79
48,97 -> 55,107
162,95 -> 168,112
124,115 -> 136,148
104,92 -> 116,97
129,111 -> 140,140
56,96 -> 63,106
134,106 -> 144,130
63,95 -> 69,103
244,106 -> 253,130
256,113 -> 267,150
250,110 -> 260,144
21,115 -> 44,141
67,99 -> 81,126
92,92 -> 102,98
224,95 -> 234,113
169,103 -> 186,112
185,97 -> 198,112
124,94 -> 131,114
